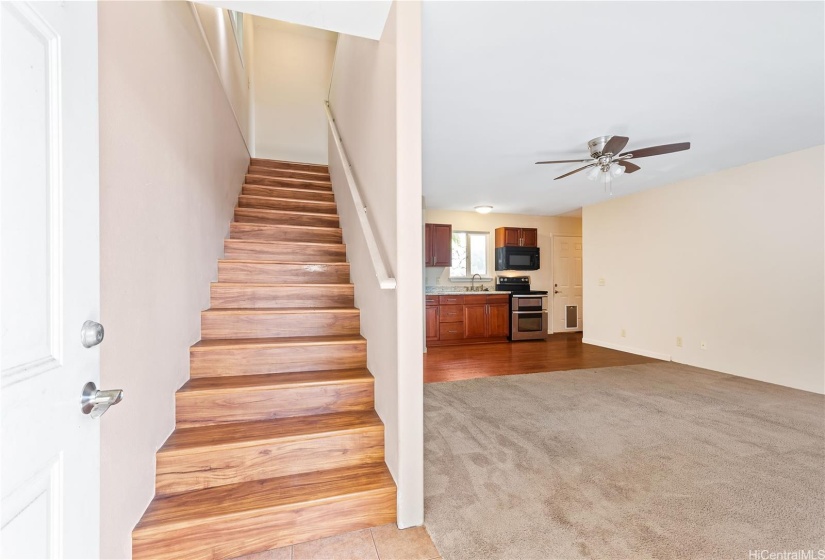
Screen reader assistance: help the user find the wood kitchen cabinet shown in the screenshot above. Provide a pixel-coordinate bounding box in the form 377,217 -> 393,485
425,223 -> 452,267
495,227 -> 538,248
425,304 -> 439,343
427,293 -> 511,346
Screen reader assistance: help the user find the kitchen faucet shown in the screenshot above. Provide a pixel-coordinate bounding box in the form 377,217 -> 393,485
471,273 -> 482,292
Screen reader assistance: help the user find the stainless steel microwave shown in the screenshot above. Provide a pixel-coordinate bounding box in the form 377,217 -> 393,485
495,246 -> 540,271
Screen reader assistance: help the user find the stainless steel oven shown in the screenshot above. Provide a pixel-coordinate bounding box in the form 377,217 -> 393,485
495,276 -> 549,341
511,294 -> 549,341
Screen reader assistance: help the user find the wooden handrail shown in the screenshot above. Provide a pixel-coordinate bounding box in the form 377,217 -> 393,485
324,101 -> 397,290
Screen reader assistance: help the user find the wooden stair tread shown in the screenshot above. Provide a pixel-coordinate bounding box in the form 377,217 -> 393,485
238,195 -> 338,213
225,238 -> 343,249
134,463 -> 393,532
247,167 -> 330,178
179,368 -> 373,393
191,334 -> 365,350
230,222 -> 340,233
246,174 -> 331,187
160,410 -> 382,453
217,258 -> 349,266
202,307 -> 359,316
235,206 -> 337,218
211,282 -> 354,288
251,158 -> 329,171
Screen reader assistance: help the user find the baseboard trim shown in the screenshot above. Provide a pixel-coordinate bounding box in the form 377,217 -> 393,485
582,338 -> 672,361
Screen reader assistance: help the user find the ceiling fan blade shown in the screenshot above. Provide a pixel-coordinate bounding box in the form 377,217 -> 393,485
554,163 -> 597,180
536,159 -> 592,165
618,161 -> 641,174
602,135 -> 629,155
620,142 -> 690,159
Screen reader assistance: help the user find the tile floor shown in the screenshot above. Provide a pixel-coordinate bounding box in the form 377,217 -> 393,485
232,524 -> 441,560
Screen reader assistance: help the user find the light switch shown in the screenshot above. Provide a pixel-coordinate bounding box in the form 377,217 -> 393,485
598,278 -> 605,286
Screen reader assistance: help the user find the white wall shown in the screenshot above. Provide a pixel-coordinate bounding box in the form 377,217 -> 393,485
423,209 -> 582,293
192,2 -> 252,149
328,1 -> 424,527
583,146 -> 824,394
253,18 -> 336,164
99,2 -> 249,557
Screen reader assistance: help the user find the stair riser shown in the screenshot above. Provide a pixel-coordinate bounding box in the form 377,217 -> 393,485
190,342 -> 366,377
224,241 -> 346,263
229,223 -> 342,244
132,487 -> 396,560
242,185 -> 334,202
175,382 -> 375,429
217,262 -> 350,284
247,166 -> 331,181
201,311 -> 360,339
211,285 -> 354,309
238,195 -> 338,215
245,175 -> 332,191
234,208 -> 340,228
155,429 -> 384,496
250,158 -> 330,174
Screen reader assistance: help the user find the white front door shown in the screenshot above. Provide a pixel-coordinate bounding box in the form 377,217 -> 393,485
552,236 -> 583,333
1,2 -> 100,558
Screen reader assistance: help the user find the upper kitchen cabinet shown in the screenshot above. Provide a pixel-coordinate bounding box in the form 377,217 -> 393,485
495,227 -> 538,248
425,223 -> 452,267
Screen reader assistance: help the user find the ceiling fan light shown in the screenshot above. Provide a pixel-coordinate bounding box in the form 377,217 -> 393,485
612,163 -> 625,177
474,205 -> 493,214
586,167 -> 601,181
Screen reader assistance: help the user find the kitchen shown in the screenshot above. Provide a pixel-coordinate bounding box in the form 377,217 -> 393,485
423,207 -> 583,349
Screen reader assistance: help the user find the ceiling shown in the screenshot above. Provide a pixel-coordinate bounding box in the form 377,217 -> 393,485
198,1 -> 391,39
422,1 -> 824,216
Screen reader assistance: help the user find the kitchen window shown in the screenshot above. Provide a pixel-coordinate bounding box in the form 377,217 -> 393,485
450,231 -> 489,278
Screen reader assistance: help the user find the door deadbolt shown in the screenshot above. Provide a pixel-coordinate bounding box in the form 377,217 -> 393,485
81,320 -> 104,348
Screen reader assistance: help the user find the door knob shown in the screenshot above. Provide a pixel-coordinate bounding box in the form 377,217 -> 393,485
81,382 -> 123,418
81,320 -> 104,348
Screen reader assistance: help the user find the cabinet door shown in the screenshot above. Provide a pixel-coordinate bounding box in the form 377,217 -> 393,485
521,228 -> 538,247
503,228 -> 521,247
424,224 -> 434,266
432,224 -> 452,267
425,306 -> 439,341
487,303 -> 511,337
463,304 -> 487,339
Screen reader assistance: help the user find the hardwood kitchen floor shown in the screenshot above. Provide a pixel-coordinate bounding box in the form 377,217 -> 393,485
424,332 -> 660,383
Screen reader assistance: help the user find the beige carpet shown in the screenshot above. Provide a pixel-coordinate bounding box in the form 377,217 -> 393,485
424,362 -> 825,560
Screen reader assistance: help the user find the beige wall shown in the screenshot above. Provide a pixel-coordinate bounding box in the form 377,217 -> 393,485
192,2 -> 252,149
253,18 -> 336,164
583,146 -> 825,394
328,1 -> 424,527
423,209 -> 582,295
99,2 -> 249,557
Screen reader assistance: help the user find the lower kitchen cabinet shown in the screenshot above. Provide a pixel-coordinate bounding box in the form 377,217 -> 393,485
487,302 -> 510,337
463,304 -> 488,339
425,305 -> 439,342
426,294 -> 510,346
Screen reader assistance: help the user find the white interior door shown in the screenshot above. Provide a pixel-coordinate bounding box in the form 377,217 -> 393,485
552,236 -> 583,333
1,2 -> 100,558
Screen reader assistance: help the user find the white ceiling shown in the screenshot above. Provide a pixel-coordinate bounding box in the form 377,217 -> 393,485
422,1 -> 825,216
198,1 -> 391,39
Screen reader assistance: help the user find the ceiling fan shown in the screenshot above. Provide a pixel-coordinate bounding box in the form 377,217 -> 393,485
535,136 -> 691,188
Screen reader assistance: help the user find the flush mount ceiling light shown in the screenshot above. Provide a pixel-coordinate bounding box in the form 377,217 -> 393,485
474,205 -> 493,214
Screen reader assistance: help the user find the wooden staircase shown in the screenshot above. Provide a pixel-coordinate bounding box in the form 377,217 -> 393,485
132,159 -> 396,560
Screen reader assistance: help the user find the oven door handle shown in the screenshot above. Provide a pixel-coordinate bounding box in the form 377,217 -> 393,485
512,310 -> 547,314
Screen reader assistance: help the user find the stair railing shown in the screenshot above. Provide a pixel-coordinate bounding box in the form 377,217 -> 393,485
324,101 -> 397,290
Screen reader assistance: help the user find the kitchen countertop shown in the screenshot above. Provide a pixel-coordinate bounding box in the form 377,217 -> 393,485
425,288 -> 511,295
